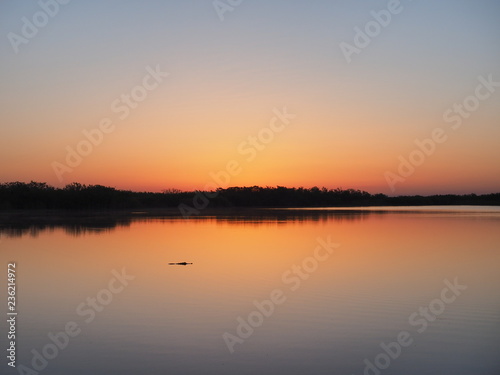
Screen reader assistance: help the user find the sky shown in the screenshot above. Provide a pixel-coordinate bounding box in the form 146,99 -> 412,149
1,0 -> 499,195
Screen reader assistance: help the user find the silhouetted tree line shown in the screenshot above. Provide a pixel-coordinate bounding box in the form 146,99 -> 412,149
0,181 -> 499,210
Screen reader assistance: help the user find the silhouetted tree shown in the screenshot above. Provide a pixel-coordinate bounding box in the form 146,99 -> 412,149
0,181 -> 499,210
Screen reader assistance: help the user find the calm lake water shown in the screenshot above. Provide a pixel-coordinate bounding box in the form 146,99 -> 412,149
1,207 -> 500,375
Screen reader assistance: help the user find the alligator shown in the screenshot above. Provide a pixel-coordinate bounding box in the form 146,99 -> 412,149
168,262 -> 193,265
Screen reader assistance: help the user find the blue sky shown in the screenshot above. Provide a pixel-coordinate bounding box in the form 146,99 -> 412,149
1,0 -> 499,194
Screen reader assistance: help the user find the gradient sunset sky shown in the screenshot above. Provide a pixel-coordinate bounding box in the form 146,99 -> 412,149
1,0 -> 499,195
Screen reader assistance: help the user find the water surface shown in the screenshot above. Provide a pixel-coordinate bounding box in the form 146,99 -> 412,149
1,207 -> 499,374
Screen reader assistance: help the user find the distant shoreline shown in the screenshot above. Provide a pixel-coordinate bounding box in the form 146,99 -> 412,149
1,182 -> 499,211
